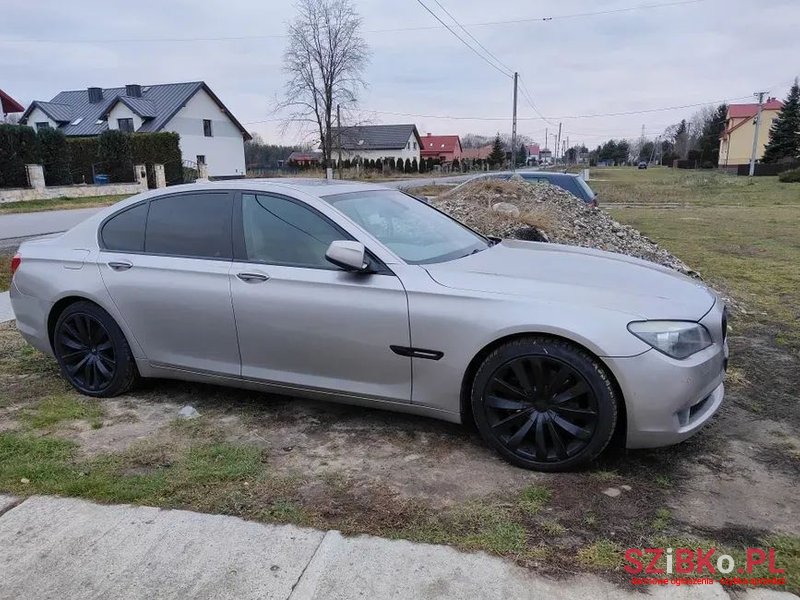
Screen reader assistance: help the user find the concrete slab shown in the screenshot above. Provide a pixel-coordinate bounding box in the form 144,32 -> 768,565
0,292 -> 13,323
0,496 -> 325,600
288,531 -> 738,600
0,494 -> 20,515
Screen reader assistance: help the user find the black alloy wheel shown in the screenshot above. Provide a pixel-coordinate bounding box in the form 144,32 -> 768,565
471,337 -> 617,471
53,301 -> 138,397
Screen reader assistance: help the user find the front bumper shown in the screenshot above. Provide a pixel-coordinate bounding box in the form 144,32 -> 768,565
605,303 -> 728,449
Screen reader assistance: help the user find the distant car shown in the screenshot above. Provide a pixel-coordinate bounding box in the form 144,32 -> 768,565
638,162 -> 648,169
452,171 -> 598,206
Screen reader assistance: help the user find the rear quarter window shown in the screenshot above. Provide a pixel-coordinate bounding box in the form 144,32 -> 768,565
100,202 -> 148,252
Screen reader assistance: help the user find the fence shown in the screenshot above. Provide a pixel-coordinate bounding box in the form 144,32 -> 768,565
736,160 -> 800,177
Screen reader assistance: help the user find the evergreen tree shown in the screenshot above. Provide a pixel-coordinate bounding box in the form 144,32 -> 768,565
488,133 -> 505,166
411,157 -> 419,172
696,103 -> 728,166
763,79 -> 800,163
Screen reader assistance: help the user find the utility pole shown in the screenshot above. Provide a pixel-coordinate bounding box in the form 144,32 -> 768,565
556,122 -> 562,164
749,91 -> 767,177
336,104 -> 343,180
511,72 -> 519,172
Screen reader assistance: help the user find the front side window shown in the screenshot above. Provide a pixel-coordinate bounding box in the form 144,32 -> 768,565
203,119 -> 213,137
101,202 -> 148,252
324,190 -> 488,264
145,192 -> 232,259
117,118 -> 134,133
241,194 -> 345,269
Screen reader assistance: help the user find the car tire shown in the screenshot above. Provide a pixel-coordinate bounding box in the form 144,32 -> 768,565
471,336 -> 618,472
53,301 -> 138,398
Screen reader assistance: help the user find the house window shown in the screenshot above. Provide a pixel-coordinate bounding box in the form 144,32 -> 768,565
413,142 -> 418,150
406,142 -> 410,150
203,119 -> 213,137
117,118 -> 134,133
197,155 -> 206,165
35,122 -> 51,131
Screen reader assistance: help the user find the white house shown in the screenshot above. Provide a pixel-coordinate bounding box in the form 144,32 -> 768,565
20,82 -> 250,178
329,124 -> 422,165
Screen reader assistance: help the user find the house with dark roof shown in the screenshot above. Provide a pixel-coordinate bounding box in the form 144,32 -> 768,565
329,124 -> 421,164
20,82 -> 251,177
719,98 -> 783,168
420,133 -> 462,163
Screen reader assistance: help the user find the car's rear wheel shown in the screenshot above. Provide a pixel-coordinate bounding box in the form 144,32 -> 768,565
471,336 -> 617,471
53,301 -> 138,397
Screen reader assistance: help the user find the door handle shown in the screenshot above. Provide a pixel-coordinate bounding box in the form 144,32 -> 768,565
108,261 -> 133,271
237,272 -> 269,283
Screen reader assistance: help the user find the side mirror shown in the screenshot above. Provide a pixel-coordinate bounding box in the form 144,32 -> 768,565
325,240 -> 369,272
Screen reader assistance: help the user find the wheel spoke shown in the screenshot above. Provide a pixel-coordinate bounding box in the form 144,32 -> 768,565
73,316 -> 89,344
533,413 -> 547,459
551,405 -> 597,417
61,349 -> 87,360
83,357 -> 94,389
551,381 -> 588,405
61,336 -> 86,351
485,395 -> 529,411
528,358 -> 545,398
491,408 -> 532,429
97,353 -> 116,368
547,365 -> 572,397
68,353 -> 91,375
546,417 -> 569,459
551,413 -> 591,440
95,357 -> 112,379
493,377 -> 527,400
510,361 -> 533,395
96,340 -> 113,352
507,414 -> 536,448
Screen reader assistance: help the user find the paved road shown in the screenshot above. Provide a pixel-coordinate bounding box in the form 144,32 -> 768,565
1,495 -> 790,600
0,175 -> 476,245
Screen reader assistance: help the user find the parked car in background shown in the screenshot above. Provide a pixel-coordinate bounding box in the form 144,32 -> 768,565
452,171 -> 598,206
638,161 -> 648,169
10,179 -> 726,471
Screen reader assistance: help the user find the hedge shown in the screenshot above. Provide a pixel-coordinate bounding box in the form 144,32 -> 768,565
66,138 -> 100,184
131,132 -> 182,186
0,124 -> 40,188
38,128 -> 72,185
778,167 -> 800,183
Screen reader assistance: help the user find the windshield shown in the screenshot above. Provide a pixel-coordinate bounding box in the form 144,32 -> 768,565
323,190 -> 489,264
575,177 -> 596,200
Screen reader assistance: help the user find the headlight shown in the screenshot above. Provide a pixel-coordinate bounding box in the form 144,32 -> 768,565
627,321 -> 712,359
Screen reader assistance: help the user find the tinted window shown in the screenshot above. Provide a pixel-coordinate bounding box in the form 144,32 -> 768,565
145,192 -> 232,259
242,193 -> 345,269
101,202 -> 148,252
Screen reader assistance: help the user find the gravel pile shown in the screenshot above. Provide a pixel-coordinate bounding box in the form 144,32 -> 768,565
432,177 -> 697,277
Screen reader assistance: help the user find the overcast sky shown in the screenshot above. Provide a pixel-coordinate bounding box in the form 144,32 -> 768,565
2,0 -> 798,149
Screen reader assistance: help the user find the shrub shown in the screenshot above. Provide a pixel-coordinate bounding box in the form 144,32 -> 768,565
778,167 -> 800,183
0,124 -> 40,188
38,128 -> 72,186
404,158 -> 411,173
97,130 -> 134,183
66,138 -> 100,184
411,157 -> 418,172
130,132 -> 182,186
375,158 -> 383,171
388,157 -> 396,170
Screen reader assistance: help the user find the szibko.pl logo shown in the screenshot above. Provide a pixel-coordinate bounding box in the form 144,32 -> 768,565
625,547 -> 786,586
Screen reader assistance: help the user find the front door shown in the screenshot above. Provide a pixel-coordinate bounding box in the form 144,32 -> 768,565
98,191 -> 240,376
230,192 -> 411,402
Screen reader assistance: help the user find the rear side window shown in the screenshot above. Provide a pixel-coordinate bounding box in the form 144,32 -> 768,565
101,202 -> 148,252
145,192 -> 233,259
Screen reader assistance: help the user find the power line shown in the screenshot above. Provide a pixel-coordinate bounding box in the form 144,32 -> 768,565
429,0 -> 514,77
412,0 -> 512,78
518,77 -> 556,125
0,0 -> 708,45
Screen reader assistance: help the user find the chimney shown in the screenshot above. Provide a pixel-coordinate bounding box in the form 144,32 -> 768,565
87,87 -> 103,103
125,84 -> 142,98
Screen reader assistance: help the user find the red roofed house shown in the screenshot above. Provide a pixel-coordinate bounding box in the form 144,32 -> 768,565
1,89 -> 25,122
287,150 -> 322,167
525,143 -> 540,165
719,98 -> 783,168
420,133 -> 463,163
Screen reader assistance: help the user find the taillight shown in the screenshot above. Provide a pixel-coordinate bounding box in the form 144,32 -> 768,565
10,254 -> 21,278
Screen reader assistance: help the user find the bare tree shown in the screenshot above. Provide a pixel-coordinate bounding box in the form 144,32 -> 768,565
279,0 -> 369,169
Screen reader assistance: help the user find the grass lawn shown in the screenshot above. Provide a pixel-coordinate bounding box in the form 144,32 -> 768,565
594,167 -> 800,350
0,194 -> 129,215
0,250 -> 13,293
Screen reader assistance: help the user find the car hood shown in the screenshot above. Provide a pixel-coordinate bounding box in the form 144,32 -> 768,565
424,239 -> 715,320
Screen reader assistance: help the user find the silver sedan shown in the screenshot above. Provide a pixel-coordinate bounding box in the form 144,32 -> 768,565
9,179 -> 727,471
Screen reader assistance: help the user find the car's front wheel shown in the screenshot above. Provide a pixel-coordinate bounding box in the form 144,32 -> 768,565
471,336 -> 618,471
53,301 -> 138,398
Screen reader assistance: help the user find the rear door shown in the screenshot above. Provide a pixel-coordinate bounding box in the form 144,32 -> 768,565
98,191 -> 240,376
229,191 -> 411,402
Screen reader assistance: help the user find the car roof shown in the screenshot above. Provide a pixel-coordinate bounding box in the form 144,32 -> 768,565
148,178 -> 395,198
478,171 -> 579,180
